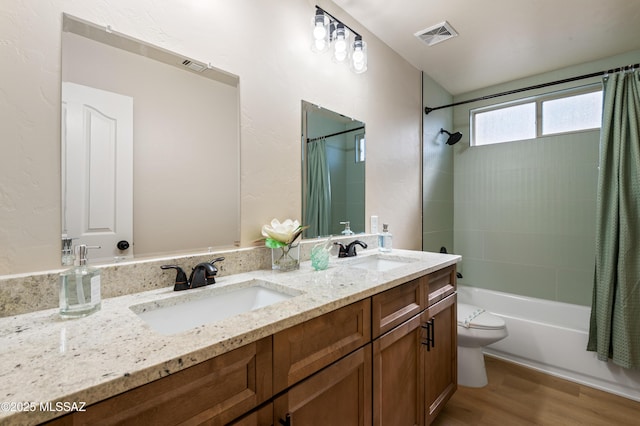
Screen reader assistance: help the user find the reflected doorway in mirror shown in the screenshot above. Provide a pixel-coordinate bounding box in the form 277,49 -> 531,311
61,82 -> 133,263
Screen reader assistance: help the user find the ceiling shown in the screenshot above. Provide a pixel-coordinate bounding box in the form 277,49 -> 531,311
332,0 -> 640,95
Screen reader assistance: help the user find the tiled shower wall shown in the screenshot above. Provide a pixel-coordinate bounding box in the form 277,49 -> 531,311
453,133 -> 599,305
422,73 -> 454,254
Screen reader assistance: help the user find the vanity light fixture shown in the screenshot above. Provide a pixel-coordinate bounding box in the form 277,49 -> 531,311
311,5 -> 367,73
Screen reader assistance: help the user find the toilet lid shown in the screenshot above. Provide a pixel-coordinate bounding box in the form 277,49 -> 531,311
457,303 -> 505,330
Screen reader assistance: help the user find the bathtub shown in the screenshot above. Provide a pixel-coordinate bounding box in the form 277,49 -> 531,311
457,285 -> 640,401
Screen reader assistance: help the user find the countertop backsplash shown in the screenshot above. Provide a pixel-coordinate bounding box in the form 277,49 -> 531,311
0,234 -> 378,317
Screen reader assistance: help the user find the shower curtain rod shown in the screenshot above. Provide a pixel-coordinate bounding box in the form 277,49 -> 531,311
307,126 -> 365,143
424,63 -> 640,115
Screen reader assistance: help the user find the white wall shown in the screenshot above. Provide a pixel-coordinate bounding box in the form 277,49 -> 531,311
0,0 -> 422,275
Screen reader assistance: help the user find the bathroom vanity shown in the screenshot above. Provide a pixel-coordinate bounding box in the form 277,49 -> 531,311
0,249 -> 459,425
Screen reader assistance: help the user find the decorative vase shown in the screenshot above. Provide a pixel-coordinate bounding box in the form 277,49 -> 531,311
271,243 -> 300,271
311,238 -> 332,271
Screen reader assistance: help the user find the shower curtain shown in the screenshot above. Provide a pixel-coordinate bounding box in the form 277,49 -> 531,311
588,69 -> 640,369
305,138 -> 331,237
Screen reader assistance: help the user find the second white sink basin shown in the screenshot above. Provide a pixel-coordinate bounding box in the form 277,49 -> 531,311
131,280 -> 300,335
346,254 -> 417,272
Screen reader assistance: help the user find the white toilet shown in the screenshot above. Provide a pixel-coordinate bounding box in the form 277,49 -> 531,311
457,302 -> 508,387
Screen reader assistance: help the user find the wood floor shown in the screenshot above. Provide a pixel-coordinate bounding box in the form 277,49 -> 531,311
432,356 -> 640,426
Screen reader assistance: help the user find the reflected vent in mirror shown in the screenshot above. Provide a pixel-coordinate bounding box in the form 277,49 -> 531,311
181,59 -> 206,72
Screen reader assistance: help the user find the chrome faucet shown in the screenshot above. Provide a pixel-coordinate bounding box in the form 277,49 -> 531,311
335,240 -> 368,258
161,257 -> 225,291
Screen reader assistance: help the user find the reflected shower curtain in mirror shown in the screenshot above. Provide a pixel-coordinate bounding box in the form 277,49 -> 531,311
588,69 -> 640,369
306,139 -> 331,237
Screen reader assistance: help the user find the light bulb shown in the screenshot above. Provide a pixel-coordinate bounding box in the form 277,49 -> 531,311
313,23 -> 326,40
311,9 -> 329,53
333,24 -> 348,62
334,25 -> 346,49
351,37 -> 367,73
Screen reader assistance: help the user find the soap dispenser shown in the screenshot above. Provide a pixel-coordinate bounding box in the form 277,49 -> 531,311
59,244 -> 102,318
340,221 -> 354,235
378,224 -> 393,252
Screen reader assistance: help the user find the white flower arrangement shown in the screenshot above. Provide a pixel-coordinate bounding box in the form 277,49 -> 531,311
261,218 -> 306,248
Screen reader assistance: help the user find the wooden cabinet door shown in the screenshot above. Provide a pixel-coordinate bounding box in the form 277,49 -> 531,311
48,337 -> 272,426
423,294 -> 457,425
273,345 -> 372,426
373,313 -> 424,426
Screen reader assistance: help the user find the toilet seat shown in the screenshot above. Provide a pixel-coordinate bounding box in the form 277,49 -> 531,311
457,303 -> 505,330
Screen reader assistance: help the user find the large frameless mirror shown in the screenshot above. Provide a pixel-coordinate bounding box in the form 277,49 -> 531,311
61,14 -> 240,264
301,100 -> 365,238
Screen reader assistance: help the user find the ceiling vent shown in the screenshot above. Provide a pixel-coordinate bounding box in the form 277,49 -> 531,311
181,59 -> 206,73
414,21 -> 458,46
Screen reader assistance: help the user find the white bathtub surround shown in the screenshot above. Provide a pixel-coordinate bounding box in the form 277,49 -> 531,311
458,285 -> 640,401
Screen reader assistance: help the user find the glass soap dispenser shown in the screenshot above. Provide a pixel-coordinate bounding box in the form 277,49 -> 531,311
378,223 -> 393,252
59,244 -> 102,318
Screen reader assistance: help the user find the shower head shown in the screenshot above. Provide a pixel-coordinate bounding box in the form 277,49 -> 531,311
440,128 -> 462,145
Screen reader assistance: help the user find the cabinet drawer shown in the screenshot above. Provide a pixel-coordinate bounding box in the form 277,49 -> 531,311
273,299 -> 371,393
372,276 -> 426,338
48,337 -> 272,426
426,265 -> 456,307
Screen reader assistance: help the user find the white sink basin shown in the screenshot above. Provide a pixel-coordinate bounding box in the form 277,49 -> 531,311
131,280 -> 300,335
346,254 -> 416,272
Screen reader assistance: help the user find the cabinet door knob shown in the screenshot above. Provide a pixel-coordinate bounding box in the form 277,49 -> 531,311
117,240 -> 130,250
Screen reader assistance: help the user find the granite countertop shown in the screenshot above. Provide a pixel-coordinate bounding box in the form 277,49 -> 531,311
0,249 -> 460,425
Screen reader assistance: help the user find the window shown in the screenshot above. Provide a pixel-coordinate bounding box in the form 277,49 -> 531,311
474,102 -> 536,146
471,85 -> 602,146
542,91 -> 603,135
355,133 -> 365,163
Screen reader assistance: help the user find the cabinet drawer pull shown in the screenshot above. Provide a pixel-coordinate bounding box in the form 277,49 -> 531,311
421,318 -> 435,351
279,413 -> 291,426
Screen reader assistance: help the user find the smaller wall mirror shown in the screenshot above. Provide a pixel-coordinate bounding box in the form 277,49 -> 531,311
301,101 -> 365,238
